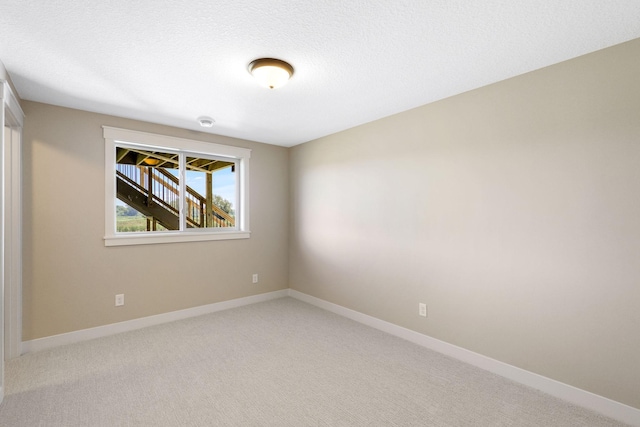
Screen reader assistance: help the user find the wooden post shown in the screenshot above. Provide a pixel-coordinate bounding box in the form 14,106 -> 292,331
146,166 -> 153,207
206,172 -> 213,227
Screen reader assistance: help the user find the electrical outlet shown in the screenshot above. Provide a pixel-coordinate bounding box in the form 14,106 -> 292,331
419,303 -> 427,317
115,294 -> 125,307
252,274 -> 259,284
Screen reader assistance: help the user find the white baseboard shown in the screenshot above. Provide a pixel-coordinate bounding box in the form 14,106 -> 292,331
288,289 -> 640,427
21,290 -> 289,355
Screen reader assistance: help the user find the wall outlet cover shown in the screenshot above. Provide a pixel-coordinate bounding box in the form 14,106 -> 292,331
419,303 -> 427,317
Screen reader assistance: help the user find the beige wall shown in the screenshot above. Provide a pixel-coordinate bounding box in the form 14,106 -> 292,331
22,102 -> 289,340
289,38 -> 640,409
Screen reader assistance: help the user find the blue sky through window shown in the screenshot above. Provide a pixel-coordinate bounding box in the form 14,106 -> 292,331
186,166 -> 236,207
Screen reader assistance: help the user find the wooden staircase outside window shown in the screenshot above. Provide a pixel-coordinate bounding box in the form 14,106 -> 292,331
116,164 -> 235,231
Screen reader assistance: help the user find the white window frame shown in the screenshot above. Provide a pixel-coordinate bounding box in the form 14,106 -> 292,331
103,126 -> 251,246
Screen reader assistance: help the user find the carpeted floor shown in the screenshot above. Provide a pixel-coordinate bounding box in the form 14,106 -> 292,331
0,297 -> 629,426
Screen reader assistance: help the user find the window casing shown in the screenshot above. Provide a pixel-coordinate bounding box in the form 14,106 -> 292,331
104,126 -> 250,246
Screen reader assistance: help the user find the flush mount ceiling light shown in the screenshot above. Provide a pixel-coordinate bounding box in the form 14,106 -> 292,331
198,116 -> 215,128
248,58 -> 294,89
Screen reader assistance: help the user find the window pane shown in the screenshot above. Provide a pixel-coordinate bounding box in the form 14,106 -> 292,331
186,156 -> 236,228
115,147 -> 180,232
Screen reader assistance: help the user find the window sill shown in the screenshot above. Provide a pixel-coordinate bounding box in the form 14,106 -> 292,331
104,230 -> 250,247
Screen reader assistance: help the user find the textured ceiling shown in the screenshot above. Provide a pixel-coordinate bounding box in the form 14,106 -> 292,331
1,1 -> 639,147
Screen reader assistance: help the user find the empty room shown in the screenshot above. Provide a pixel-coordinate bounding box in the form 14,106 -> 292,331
0,1 -> 639,426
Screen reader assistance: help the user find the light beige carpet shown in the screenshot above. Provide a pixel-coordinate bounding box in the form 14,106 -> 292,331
0,297 -> 628,426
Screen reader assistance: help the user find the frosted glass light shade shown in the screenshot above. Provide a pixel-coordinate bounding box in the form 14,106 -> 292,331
248,58 -> 294,89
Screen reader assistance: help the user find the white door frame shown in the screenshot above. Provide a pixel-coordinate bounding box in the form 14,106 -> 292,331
4,116 -> 22,358
1,79 -> 24,403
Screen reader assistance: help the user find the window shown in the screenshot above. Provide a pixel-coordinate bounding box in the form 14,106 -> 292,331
103,127 -> 250,246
